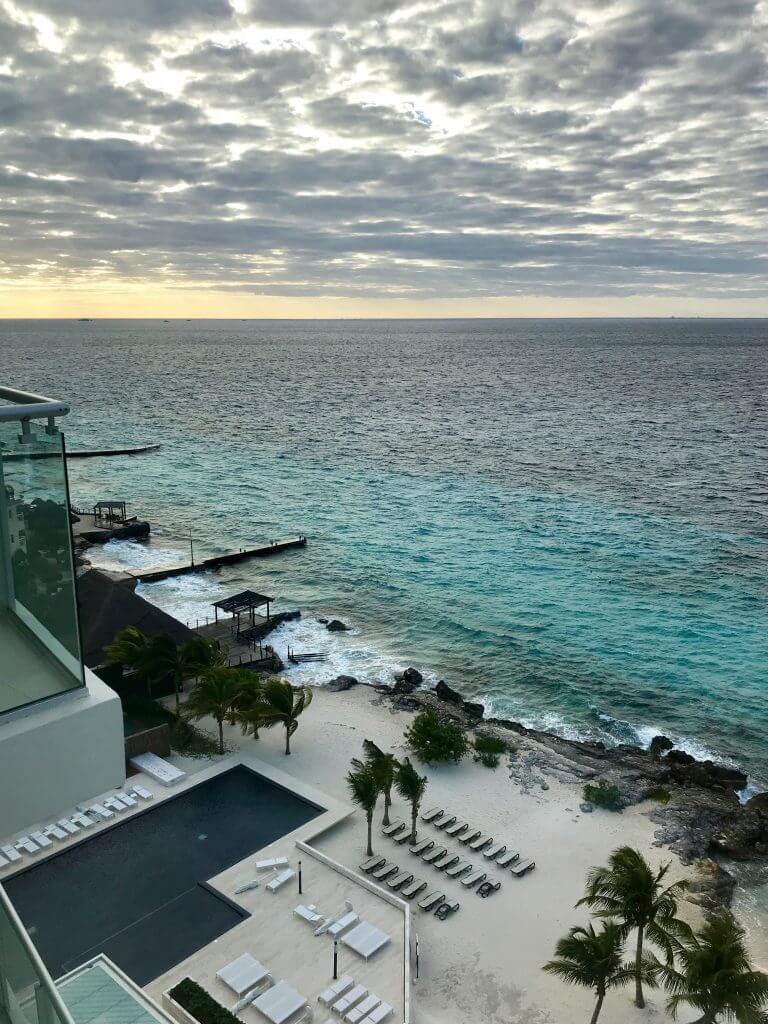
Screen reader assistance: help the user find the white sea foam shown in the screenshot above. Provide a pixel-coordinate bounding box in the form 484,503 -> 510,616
86,538 -> 188,572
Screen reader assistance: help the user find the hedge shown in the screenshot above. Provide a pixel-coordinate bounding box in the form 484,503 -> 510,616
170,978 -> 240,1024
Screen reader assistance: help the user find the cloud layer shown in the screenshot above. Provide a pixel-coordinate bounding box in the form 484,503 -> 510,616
1,0 -> 767,302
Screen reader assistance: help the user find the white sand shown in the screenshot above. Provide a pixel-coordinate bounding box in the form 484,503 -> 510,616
175,686 -> 715,1024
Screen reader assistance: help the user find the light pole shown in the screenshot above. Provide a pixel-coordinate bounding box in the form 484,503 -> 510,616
333,939 -> 338,980
298,860 -> 302,895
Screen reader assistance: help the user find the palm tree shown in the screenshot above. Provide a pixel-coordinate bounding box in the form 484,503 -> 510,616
229,675 -> 265,739
105,626 -> 163,699
652,907 -> 768,1023
394,757 -> 427,844
182,666 -> 242,754
362,739 -> 399,826
256,677 -> 312,755
346,763 -> 380,857
543,921 -> 639,1024
578,845 -> 689,1008
151,634 -> 222,715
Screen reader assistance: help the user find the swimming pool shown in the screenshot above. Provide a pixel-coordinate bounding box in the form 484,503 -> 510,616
4,766 -> 322,985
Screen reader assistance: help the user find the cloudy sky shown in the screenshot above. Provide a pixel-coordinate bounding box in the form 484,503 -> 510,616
1,0 -> 767,317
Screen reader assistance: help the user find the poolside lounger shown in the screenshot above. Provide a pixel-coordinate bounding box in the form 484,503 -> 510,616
360,855 -> 385,873
484,842 -> 506,860
461,869 -> 487,888
510,858 -> 536,877
102,797 -> 127,814
381,820 -> 405,837
361,1003 -> 393,1024
266,868 -> 295,892
294,904 -> 323,926
433,852 -> 459,871
370,861 -> 398,882
344,994 -> 380,1023
256,856 -> 290,872
234,880 -> 260,895
445,860 -> 472,879
44,824 -> 68,841
433,813 -> 457,830
495,849 -> 520,867
16,837 -> 39,854
477,880 -> 502,898
342,922 -> 390,960
128,752 -> 186,787
418,891 -> 445,911
327,911 -> 359,937
458,828 -> 482,845
57,819 -> 79,835
421,846 -> 447,864
392,827 -> 413,845
318,975 -> 353,1006
400,878 -> 427,900
115,791 -> 137,807
420,807 -> 444,823
130,783 -> 154,801
387,870 -> 413,891
333,984 -> 368,1014
408,838 -> 433,856
88,803 -> 114,820
71,813 -> 94,829
252,980 -> 306,1023
468,834 -> 493,852
0,852 -> 7,869
1,845 -> 21,863
216,953 -> 270,996
444,820 -> 468,837
30,831 -> 52,849
435,900 -> 460,920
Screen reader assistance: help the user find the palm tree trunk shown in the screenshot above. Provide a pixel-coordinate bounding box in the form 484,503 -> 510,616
217,717 -> 224,755
589,992 -> 604,1024
285,725 -> 291,755
366,811 -> 373,857
634,927 -> 645,1008
383,787 -> 391,827
410,805 -> 418,844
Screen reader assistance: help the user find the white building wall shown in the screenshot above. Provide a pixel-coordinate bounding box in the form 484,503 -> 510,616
0,669 -> 125,837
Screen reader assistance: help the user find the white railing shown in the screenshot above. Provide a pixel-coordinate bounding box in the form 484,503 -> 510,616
0,386 -> 69,426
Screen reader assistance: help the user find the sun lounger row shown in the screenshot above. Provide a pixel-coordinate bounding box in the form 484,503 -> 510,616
217,953 -> 309,1020
319,976 -> 393,1023
0,787 -> 154,869
420,807 -> 536,877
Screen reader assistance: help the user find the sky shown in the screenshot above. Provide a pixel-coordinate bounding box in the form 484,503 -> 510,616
1,0 -> 767,318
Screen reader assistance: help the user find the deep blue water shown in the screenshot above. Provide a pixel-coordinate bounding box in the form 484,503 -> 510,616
2,318 -> 766,782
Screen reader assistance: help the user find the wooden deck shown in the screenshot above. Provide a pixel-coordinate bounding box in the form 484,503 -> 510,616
193,618 -> 280,672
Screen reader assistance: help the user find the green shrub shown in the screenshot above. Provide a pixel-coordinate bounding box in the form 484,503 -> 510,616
644,786 -> 671,804
583,780 -> 622,810
170,979 -> 240,1024
170,719 -> 222,758
404,710 -> 469,764
472,733 -> 508,768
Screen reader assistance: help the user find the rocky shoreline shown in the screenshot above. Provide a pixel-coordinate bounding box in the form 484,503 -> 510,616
324,668 -> 768,909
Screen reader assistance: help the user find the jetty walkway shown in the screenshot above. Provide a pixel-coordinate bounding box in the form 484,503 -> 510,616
131,536 -> 307,583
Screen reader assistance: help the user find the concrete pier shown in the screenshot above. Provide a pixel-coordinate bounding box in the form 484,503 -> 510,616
131,536 -> 307,583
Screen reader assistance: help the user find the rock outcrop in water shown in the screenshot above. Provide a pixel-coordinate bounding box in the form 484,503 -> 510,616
326,619 -> 350,632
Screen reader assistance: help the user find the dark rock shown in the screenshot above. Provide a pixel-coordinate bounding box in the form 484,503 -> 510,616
392,678 -> 417,695
317,617 -> 329,624
463,701 -> 484,720
392,667 -> 423,694
326,619 -> 350,632
649,735 -> 674,759
667,748 -> 696,766
435,680 -> 463,704
326,675 -> 358,692
392,696 -> 420,712
402,667 -> 423,685
746,793 -> 768,818
580,802 -> 594,813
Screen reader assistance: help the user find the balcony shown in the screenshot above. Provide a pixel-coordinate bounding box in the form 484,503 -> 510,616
0,386 -> 84,715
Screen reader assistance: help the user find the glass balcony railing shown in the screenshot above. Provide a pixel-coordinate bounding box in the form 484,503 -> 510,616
0,884 -> 76,1024
0,387 -> 85,715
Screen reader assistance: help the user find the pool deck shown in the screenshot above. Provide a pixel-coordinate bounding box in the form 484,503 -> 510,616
0,754 -> 409,1024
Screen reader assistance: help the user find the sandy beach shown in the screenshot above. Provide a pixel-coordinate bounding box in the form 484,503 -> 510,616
168,683 -> 744,1024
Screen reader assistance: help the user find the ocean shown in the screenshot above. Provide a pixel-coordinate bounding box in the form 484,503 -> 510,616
2,318 -> 766,785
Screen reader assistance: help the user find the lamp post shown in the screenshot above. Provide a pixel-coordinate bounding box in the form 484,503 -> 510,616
333,939 -> 338,980
298,859 -> 302,895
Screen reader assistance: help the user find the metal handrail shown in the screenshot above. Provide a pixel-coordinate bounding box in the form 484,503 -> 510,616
0,385 -> 69,423
0,883 -> 77,1024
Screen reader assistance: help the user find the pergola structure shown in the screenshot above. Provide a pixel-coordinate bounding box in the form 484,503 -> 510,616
93,500 -> 127,525
212,589 -> 273,634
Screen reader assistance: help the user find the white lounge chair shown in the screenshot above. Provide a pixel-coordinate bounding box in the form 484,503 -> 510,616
327,911 -> 358,937
435,900 -> 460,920
252,980 -> 306,1022
116,791 -> 137,807
444,820 -> 468,837
234,880 -> 260,895
468,834 -> 492,852
318,975 -> 353,1006
345,994 -> 380,1023
420,807 -> 444,822
294,904 -> 323,926
433,852 -> 459,871
87,803 -> 114,820
360,855 -> 385,873
458,828 -> 482,845
421,846 -> 447,864
16,837 -> 39,854
495,849 -> 519,867
71,813 -> 94,829
44,824 -> 68,841
408,838 -> 433,856
0,852 -> 8,869
381,820 -> 405,837
57,819 -> 80,835
333,984 -> 367,1014
510,858 -> 536,877
418,890 -> 445,911
266,868 -> 295,893
370,861 -> 398,881
400,878 -> 427,900
342,922 -> 390,961
30,831 -> 52,849
1,845 -> 21,863
433,813 -> 457,830
387,870 -> 413,891
130,783 -> 154,801
445,860 -> 472,879
461,869 -> 486,888
392,827 -> 412,845
103,797 -> 127,814
361,1002 -> 393,1024
256,857 -> 289,872
484,842 -> 506,860
216,953 -> 270,997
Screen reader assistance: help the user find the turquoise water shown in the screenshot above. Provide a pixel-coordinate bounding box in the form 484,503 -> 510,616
2,318 -> 766,783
